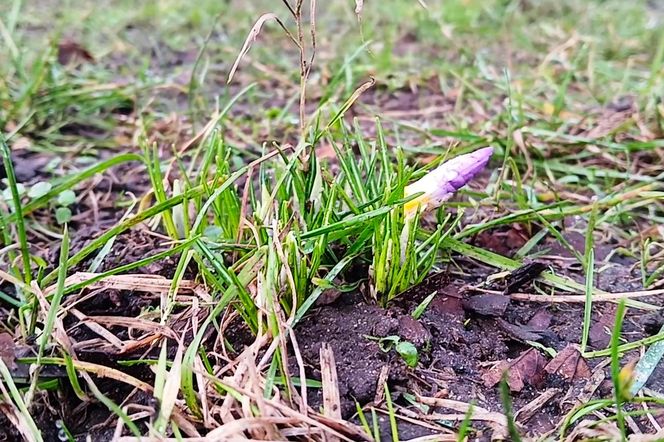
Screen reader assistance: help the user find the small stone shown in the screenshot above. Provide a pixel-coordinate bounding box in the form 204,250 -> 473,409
398,315 -> 431,348
462,294 -> 510,316
372,317 -> 399,337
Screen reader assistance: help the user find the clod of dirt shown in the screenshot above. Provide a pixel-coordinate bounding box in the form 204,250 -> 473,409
607,95 -> 636,113
364,414 -> 438,441
57,39 -> 95,65
68,228 -> 176,276
462,294 -> 510,316
527,309 -> 553,329
429,293 -> 464,316
3,150 -> 51,182
398,315 -> 431,348
372,316 -> 399,337
314,288 -> 343,306
482,348 -> 547,392
475,224 -> 530,256
640,311 -> 664,335
596,264 -> 642,292
0,409 -> 24,442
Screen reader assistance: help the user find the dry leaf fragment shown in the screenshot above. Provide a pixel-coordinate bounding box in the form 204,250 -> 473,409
544,344 -> 591,380
227,13 -> 295,84
483,348 -> 547,392
0,333 -> 16,370
320,343 -> 342,422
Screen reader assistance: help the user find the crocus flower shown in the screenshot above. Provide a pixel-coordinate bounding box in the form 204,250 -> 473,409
403,146 -> 493,218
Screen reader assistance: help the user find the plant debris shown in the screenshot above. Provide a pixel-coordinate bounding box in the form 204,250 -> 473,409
482,348 -> 548,392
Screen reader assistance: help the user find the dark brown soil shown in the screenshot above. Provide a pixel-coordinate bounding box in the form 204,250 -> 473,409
3,197 -> 664,441
3,165 -> 663,441
293,253 -> 664,440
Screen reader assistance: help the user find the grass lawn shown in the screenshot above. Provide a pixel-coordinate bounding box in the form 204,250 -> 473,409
1,0 -> 664,440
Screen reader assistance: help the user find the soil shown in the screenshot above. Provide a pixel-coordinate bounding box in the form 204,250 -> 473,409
2,86 -> 663,440
293,257 -> 664,440
4,202 -> 664,441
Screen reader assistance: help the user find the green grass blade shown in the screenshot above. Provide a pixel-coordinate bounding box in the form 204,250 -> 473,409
580,248 -> 595,354
499,374 -> 522,442
610,298 -> 627,440
1,132 -> 31,284
456,402 -> 475,441
411,290 -> 437,320
0,358 -> 43,442
384,383 -> 399,442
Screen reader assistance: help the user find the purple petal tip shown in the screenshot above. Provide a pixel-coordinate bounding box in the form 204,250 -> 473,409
446,146 -> 493,190
404,146 -> 494,215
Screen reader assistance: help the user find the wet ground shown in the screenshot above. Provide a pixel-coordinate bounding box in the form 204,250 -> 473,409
2,79 -> 663,440
3,215 -> 662,440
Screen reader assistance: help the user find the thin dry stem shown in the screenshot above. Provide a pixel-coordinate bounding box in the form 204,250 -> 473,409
320,343 -> 342,426
227,13 -> 298,85
295,0 -> 308,144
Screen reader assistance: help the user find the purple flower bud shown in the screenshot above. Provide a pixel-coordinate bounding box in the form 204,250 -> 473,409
404,147 -> 493,217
